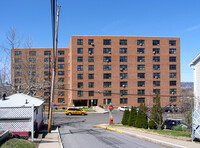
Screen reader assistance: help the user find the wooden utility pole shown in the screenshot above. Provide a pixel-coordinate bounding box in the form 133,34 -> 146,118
48,5 -> 61,133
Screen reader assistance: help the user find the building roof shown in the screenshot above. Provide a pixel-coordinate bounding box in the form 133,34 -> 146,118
190,54 -> 200,66
0,93 -> 43,107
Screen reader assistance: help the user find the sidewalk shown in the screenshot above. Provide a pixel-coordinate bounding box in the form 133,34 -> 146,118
96,124 -> 200,148
37,128 -> 62,148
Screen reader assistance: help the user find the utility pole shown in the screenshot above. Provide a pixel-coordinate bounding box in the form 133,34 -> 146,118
48,5 -> 61,133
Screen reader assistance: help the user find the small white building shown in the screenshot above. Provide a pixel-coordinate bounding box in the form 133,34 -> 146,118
190,54 -> 200,110
0,93 -> 44,137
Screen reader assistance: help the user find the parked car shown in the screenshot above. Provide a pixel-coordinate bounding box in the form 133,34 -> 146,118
164,119 -> 189,129
65,107 -> 87,116
118,106 -> 130,111
163,107 -> 173,113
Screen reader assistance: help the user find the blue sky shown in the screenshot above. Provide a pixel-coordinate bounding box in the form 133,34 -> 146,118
0,0 -> 200,82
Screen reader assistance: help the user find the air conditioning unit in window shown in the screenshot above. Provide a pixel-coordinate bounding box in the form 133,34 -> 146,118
120,68 -> 123,71
140,60 -> 142,62
172,92 -> 175,95
120,93 -> 123,96
89,51 -> 92,54
155,76 -> 158,79
120,76 -> 123,79
78,94 -> 81,97
122,84 -> 126,88
91,42 -> 94,46
140,43 -> 143,46
109,51 -> 111,54
153,51 -> 156,54
106,59 -> 110,62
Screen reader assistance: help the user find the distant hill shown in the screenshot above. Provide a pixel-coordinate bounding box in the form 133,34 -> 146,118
181,82 -> 194,89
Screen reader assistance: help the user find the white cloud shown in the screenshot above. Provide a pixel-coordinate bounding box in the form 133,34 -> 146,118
184,24 -> 200,32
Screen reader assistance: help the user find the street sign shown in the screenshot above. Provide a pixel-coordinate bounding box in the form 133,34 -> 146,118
109,105 -> 113,111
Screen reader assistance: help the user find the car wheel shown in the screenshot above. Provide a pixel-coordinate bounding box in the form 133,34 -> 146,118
68,113 -> 72,116
81,113 -> 85,116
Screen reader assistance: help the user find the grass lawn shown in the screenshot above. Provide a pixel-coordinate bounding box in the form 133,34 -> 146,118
1,138 -> 36,148
111,124 -> 191,138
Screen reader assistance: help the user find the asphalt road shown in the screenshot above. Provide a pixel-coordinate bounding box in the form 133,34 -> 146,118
45,111 -> 166,148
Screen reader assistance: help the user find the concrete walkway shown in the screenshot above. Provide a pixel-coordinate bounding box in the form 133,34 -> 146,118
96,124 -> 200,148
37,128 -> 62,148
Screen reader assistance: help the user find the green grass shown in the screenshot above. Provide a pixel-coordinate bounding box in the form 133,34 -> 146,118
1,138 -> 36,148
111,124 -> 191,138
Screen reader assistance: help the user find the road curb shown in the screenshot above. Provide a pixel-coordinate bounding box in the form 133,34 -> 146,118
96,125 -> 122,133
96,125 -> 186,148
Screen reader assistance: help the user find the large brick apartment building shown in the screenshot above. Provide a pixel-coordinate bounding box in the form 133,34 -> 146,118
11,36 -> 180,108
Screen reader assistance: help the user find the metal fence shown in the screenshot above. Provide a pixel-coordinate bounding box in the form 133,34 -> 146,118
0,106 -> 34,141
192,110 -> 200,140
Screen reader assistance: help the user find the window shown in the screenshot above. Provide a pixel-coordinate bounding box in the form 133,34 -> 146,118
58,91 -> 65,96
138,89 -> 145,95
44,64 -> 51,69
44,51 -> 51,55
137,40 -> 145,46
169,40 -> 176,46
29,51 -> 36,56
153,81 -> 160,86
58,78 -> 64,82
103,48 -> 111,54
15,65 -> 22,69
137,56 -> 145,62
58,64 -> 64,69
170,96 -> 177,102
44,57 -> 51,62
153,56 -> 160,62
153,48 -> 160,54
58,51 -> 64,55
44,71 -> 50,76
30,64 -> 36,69
138,98 -> 145,103
58,98 -> 64,103
120,98 -> 128,104
120,56 -> 127,62
153,73 -> 160,79
169,48 -> 176,54
169,57 -> 176,62
137,48 -> 145,54
58,71 -> 64,75
89,82 -> 94,88
153,65 -> 160,70
15,78 -> 21,83
77,39 -> 83,45
77,65 -> 83,71
120,48 -> 127,54
15,58 -> 22,63
120,73 -> 128,79
138,73 -> 145,78
104,99 -> 112,105
77,74 -> 83,79
137,65 -> 145,70
170,65 -> 176,70
138,81 -> 145,87
153,89 -> 160,94
120,65 -> 128,70
88,56 -> 94,62
153,40 -> 160,45
77,48 -> 83,54
104,56 -> 111,62
120,39 -> 127,45
104,90 -> 111,96
103,65 -> 111,71
170,89 -> 176,94
120,90 -> 128,96
29,58 -> 36,63
170,81 -> 176,86
104,82 -> 112,88
120,82 -> 128,87
15,72 -> 21,76
78,82 -> 83,88
77,56 -> 83,62
170,72 -> 176,78
15,51 -> 22,56
89,91 -> 94,96
58,57 -> 64,62
88,74 -> 94,79
58,84 -> 65,89
78,91 -> 83,96
103,39 -> 111,45
104,73 -> 111,79
88,48 -> 94,54
88,65 -> 94,71
88,39 -> 94,45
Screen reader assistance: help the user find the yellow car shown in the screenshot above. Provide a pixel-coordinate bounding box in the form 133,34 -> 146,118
65,107 -> 87,116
